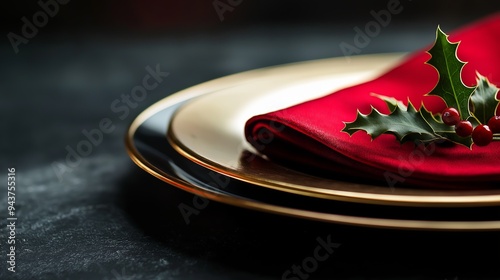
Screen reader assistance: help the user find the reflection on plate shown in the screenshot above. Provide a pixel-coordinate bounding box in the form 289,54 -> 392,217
167,54 -> 500,207
125,70 -> 500,230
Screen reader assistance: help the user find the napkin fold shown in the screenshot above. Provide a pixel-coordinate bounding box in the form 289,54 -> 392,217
245,14 -> 500,188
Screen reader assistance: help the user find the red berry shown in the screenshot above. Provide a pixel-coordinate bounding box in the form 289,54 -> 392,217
442,108 -> 460,126
472,125 -> 493,146
455,121 -> 473,137
487,116 -> 500,133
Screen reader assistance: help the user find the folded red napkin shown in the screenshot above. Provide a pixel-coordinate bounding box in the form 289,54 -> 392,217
245,14 -> 500,188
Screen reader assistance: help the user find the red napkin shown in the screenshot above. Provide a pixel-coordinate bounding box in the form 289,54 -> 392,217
245,14 -> 500,188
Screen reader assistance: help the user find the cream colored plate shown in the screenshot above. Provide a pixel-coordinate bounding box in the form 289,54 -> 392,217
168,54 -> 500,207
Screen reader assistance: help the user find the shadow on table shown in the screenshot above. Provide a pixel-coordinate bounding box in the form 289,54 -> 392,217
117,165 -> 500,279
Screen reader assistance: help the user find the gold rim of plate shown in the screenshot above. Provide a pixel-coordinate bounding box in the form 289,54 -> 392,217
126,56 -> 500,230
167,54 -> 500,208
125,67 -> 500,230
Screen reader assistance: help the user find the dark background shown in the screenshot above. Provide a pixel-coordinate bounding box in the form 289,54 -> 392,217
1,0 -> 497,31
2,1 -> 500,279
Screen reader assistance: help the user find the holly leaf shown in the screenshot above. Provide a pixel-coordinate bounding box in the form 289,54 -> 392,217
470,73 -> 500,124
343,95 -> 473,147
420,108 -> 473,147
340,27 -> 498,148
427,26 -> 475,120
343,99 -> 444,144
370,93 -> 405,112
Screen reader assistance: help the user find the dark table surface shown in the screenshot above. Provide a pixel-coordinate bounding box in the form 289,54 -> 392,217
2,17 -> 500,280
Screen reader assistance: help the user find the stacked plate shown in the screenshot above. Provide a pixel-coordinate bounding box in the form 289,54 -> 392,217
126,54 -> 500,231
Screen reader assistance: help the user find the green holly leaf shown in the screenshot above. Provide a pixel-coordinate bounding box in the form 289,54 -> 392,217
370,93 -> 405,112
341,26 -> 499,148
420,108 -> 472,147
343,95 -> 473,147
470,74 -> 500,124
343,98 -> 443,144
427,26 -> 475,120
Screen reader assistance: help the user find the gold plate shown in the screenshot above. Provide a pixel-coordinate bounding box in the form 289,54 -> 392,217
168,54 -> 500,207
125,81 -> 500,230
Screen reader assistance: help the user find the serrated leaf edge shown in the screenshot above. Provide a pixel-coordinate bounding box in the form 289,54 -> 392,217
425,26 -> 475,119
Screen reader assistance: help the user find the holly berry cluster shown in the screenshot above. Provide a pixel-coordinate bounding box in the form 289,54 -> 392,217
442,108 -> 500,146
343,27 -> 500,149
